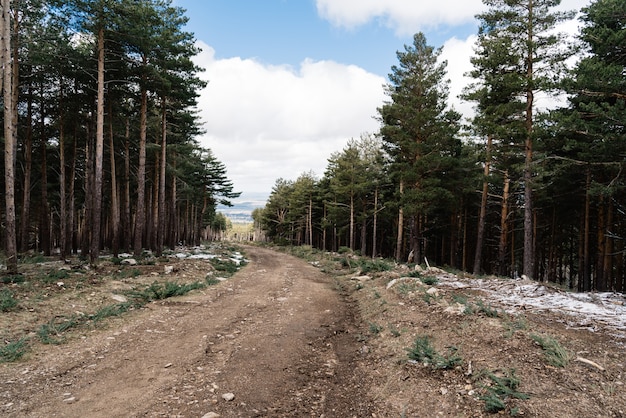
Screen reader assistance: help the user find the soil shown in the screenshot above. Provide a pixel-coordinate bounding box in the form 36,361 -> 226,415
1,244 -> 625,417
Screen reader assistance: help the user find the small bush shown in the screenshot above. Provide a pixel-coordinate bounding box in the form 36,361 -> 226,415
0,339 -> 28,363
406,336 -> 463,369
20,254 -> 46,264
476,369 -> 529,413
1,274 -> 25,284
37,317 -> 79,344
530,334 -> 572,367
420,276 -> 439,286
210,258 -> 239,276
89,303 -> 134,323
358,258 -> 392,273
130,280 -> 206,303
0,289 -> 18,312
369,322 -> 383,335
407,270 -> 422,278
42,270 -> 70,284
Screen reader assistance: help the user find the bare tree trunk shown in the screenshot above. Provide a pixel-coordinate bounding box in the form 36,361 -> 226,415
582,167 -> 591,291
473,135 -> 492,274
523,1 -> 535,279
134,84 -> 148,256
395,180 -> 404,262
108,101 -> 120,257
19,87 -> 33,252
157,97 -> 167,256
349,191 -> 355,250
372,185 -> 378,258
498,171 -> 510,276
123,119 -> 131,252
90,26 -> 105,264
59,84 -> 67,259
2,0 -> 18,273
39,104 -> 50,256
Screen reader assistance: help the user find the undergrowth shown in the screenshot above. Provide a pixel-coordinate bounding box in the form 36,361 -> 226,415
530,333 -> 572,367
406,335 -> 463,370
475,368 -> 529,414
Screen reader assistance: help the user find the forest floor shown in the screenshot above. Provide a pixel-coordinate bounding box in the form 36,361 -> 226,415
0,243 -> 625,417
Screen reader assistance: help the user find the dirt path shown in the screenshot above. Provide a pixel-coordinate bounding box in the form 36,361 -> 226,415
0,246 -> 379,417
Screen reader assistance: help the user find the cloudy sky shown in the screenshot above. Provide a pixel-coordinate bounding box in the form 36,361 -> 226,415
173,0 -> 591,203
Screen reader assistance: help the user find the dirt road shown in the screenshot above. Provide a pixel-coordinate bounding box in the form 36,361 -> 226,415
0,246 -> 379,417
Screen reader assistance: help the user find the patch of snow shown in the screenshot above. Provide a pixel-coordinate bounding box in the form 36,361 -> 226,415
436,273 -> 626,338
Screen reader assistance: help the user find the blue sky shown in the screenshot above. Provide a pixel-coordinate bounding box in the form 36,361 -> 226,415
173,0 -> 589,205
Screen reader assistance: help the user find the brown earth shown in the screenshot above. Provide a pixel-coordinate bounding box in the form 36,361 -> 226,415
1,244 -> 625,417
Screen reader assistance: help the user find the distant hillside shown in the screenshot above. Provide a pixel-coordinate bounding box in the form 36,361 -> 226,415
217,191 -> 268,223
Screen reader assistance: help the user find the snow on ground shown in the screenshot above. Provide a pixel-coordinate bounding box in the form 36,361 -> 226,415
434,271 -> 626,339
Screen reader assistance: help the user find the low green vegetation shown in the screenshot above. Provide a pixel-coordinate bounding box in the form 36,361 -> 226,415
0,339 -> 28,363
530,333 -> 572,368
475,369 -> 529,414
0,288 -> 18,312
406,335 -> 463,370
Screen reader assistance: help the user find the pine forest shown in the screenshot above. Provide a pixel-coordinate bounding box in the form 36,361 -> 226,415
256,0 -> 626,293
0,0 -> 625,294
0,0 -> 239,275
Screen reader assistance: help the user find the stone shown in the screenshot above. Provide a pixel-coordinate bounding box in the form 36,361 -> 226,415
201,413 -> 220,418
121,258 -> 137,266
221,392 -> 235,401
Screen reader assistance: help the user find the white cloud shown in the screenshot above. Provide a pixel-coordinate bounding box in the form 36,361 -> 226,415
315,0 -> 484,35
193,42 -> 386,194
440,35 -> 477,121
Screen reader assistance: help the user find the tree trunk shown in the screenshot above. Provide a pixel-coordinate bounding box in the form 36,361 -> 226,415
157,97 -> 167,256
39,105 -> 50,256
19,87 -> 33,252
522,0 -> 535,280
498,171 -> 510,277
372,186 -> 378,258
134,83 -> 148,256
473,135 -> 492,274
108,101 -> 120,257
395,180 -> 404,262
2,0 -> 18,274
123,119 -> 131,252
582,167 -> 591,291
90,26 -> 105,264
59,84 -> 67,259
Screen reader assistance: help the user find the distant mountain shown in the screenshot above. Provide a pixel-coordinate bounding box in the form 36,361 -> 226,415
217,191 -> 268,223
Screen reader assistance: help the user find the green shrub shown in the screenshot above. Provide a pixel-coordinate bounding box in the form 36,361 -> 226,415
358,258 -> 392,273
477,369 -> 529,413
406,336 -> 463,369
530,334 -> 572,367
0,289 -> 18,312
37,317 -> 79,344
475,299 -> 501,317
0,339 -> 28,363
42,269 -> 70,284
89,303 -> 134,323
1,274 -> 25,284
369,322 -> 383,335
420,276 -> 439,286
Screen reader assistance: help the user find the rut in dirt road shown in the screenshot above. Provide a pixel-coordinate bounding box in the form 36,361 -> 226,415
0,246 -> 380,417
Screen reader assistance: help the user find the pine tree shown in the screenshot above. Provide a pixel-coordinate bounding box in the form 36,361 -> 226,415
378,32 -> 461,264
471,0 -> 574,279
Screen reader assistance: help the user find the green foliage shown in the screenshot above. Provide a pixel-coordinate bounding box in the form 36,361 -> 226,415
503,315 -> 528,338
0,339 -> 28,363
89,303 -> 135,323
476,369 -> 529,413
115,268 -> 141,279
42,270 -> 70,284
1,274 -> 25,284
530,334 -> 572,367
406,336 -> 463,370
210,258 -> 240,276
130,281 -> 206,303
357,258 -> 392,273
368,322 -> 383,335
37,317 -> 79,345
475,299 -> 501,318
419,276 -> 439,286
0,289 -> 19,312
396,280 -> 418,295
